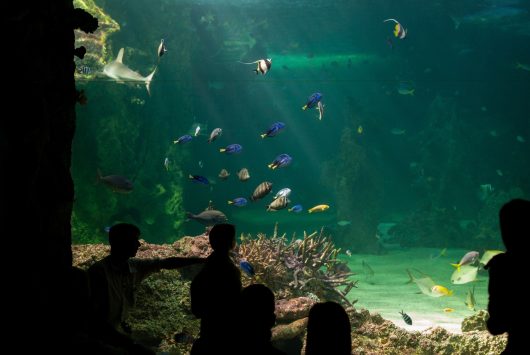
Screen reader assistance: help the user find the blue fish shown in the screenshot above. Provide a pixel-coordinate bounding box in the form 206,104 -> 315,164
268,153 -> 292,170
174,134 -> 193,144
302,92 -> 322,110
240,260 -> 255,277
188,174 -> 209,185
288,204 -> 303,213
228,197 -> 248,207
261,122 -> 286,138
219,144 -> 242,154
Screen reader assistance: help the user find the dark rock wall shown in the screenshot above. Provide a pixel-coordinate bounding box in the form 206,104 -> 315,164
5,2 -> 76,348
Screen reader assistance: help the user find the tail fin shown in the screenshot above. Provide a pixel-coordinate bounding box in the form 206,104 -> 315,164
145,66 -> 158,96
302,105 -> 308,110
450,16 -> 460,30
220,148 -> 226,153
405,269 -> 415,284
228,201 -> 233,205
260,134 -> 267,139
450,263 -> 461,272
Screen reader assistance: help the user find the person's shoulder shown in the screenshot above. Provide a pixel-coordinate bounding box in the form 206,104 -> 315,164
485,252 -> 509,269
87,255 -> 110,271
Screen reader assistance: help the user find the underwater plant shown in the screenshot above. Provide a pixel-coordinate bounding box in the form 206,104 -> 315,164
236,224 -> 357,307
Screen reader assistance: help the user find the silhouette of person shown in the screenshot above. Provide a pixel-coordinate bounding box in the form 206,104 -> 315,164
87,223 -> 206,355
486,198 -> 529,354
237,284 -> 287,355
190,223 -> 242,355
305,301 -> 352,355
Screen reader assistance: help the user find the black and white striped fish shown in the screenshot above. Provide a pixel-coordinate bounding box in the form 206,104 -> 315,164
239,58 -> 272,75
76,65 -> 92,75
399,310 -> 412,325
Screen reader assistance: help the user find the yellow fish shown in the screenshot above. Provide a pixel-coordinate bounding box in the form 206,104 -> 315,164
308,204 -> 329,213
431,285 -> 453,297
357,125 -> 363,134
443,308 -> 455,313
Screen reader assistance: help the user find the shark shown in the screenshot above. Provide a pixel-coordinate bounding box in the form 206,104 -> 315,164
103,48 -> 157,95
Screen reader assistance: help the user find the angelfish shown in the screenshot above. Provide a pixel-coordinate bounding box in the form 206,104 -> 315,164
316,101 -> 324,120
158,39 -> 167,59
384,19 -> 407,39
239,58 -> 272,75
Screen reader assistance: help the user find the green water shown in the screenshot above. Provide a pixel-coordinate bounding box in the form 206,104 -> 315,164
72,0 -> 528,335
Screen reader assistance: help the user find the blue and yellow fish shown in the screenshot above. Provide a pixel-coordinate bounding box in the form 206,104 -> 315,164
302,92 -> 322,110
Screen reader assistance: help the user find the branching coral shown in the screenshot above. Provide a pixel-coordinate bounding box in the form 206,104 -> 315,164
236,224 -> 358,307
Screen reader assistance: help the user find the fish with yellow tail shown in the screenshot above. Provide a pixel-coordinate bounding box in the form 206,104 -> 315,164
383,18 -> 407,39
308,204 -> 329,213
430,285 -> 453,297
451,251 -> 479,272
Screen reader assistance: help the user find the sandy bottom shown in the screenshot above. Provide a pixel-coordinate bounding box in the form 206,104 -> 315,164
341,247 -> 490,334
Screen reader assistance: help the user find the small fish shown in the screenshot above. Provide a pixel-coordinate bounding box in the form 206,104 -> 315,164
391,128 -> 406,135
268,153 -> 292,169
208,128 -> 222,143
337,220 -> 351,227
288,204 -> 303,213
345,250 -> 352,257
479,250 -> 503,266
164,157 -> 170,171
267,196 -> 290,211
220,144 -> 243,154
237,168 -> 250,181
228,197 -> 248,207
397,82 -> 415,95
357,125 -> 363,134
451,251 -> 479,272
240,259 -> 255,277
302,92 -> 323,110
308,204 -> 329,213
186,209 -> 227,226
274,188 -> 292,199
316,101 -> 324,120
451,265 -> 478,285
465,286 -> 476,311
516,135 -> 525,143
158,39 -> 167,58
174,134 -> 193,144
261,122 -> 286,138
443,308 -> 455,313
384,18 -> 407,39
362,260 -> 375,282
194,125 -> 201,137
399,310 -> 412,325
496,169 -> 503,177
189,174 -> 209,185
218,169 -> 230,180
97,170 -> 133,193
250,181 -> 273,201
76,65 -> 92,75
515,62 -> 530,71
239,58 -> 272,75
198,161 -> 204,169
430,248 -> 447,260
431,285 -> 453,297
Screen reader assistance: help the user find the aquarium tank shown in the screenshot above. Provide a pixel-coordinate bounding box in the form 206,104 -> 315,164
72,0 -> 529,353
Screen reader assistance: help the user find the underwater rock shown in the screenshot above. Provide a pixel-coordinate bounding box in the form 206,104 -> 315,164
172,235 -> 212,258
272,318 -> 308,341
275,297 -> 316,323
461,309 -> 489,332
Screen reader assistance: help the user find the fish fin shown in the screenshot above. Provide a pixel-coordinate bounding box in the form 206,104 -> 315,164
145,66 -> 157,96
228,201 -> 233,205
238,60 -> 259,65
308,210 -> 313,214
302,105 -> 308,110
450,16 -> 460,30
260,134 -> 267,138
410,89 -> 415,96
450,263 -> 461,272
383,19 -> 399,24
116,48 -> 125,63
220,148 -> 226,152
405,269 -> 415,284
448,290 -> 454,296
188,174 -> 194,179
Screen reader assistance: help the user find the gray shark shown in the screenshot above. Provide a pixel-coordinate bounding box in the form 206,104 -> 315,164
103,48 -> 157,95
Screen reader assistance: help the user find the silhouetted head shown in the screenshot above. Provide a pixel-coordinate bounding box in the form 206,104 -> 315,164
240,284 -> 276,332
108,223 -> 141,258
306,301 -> 352,355
499,198 -> 530,252
208,223 -> 236,253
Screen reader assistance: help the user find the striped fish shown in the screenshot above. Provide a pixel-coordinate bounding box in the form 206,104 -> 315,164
399,310 -> 412,325
250,181 -> 272,201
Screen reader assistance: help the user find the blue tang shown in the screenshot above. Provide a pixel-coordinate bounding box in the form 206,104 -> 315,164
240,260 -> 255,277
302,92 -> 322,110
261,122 -> 286,138
220,144 -> 243,154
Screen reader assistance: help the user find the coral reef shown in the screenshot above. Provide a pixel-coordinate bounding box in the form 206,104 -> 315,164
462,310 -> 489,332
72,239 -> 507,354
236,225 -> 358,307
